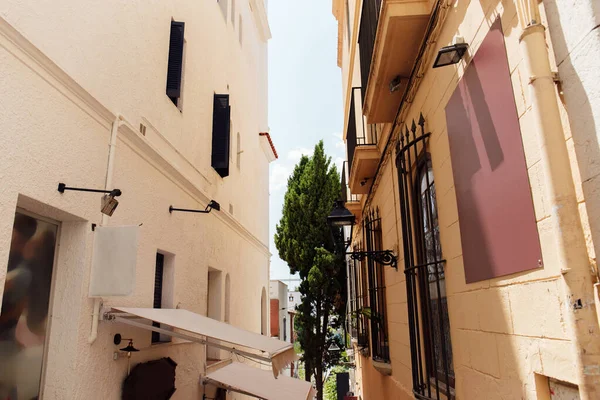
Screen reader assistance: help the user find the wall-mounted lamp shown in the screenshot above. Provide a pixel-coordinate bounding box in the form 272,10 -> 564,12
389,75 -> 402,93
58,183 -> 122,216
289,294 -> 294,302
432,41 -> 469,69
169,200 -> 221,214
114,333 -> 139,374
327,200 -> 398,269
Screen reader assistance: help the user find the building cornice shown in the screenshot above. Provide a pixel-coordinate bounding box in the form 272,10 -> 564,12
250,0 -> 272,42
0,16 -> 271,258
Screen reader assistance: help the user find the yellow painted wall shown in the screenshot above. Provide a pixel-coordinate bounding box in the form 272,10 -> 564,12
337,0 -> 596,399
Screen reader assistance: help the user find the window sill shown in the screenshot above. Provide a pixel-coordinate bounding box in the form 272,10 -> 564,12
372,359 -> 392,376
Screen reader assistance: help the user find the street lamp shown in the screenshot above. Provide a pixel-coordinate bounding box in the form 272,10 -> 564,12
327,201 -> 398,269
327,200 -> 355,250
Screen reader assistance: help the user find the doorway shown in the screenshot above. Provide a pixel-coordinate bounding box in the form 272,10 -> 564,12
0,210 -> 59,399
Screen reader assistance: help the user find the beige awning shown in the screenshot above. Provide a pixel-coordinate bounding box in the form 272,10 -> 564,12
110,307 -> 296,377
203,361 -> 316,400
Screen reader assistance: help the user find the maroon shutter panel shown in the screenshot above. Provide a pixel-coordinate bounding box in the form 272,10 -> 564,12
445,18 -> 542,283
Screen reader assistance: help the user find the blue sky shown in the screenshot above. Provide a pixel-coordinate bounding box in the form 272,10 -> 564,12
267,1 -> 345,288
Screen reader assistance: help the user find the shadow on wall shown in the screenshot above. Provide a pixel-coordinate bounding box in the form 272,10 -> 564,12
356,1 -> 579,399
542,0 -> 600,263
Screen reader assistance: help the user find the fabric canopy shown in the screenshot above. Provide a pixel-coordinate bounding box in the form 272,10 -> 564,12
111,307 -> 296,377
204,362 -> 316,400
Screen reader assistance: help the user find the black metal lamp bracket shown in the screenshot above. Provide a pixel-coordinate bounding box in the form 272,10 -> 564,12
347,250 -> 398,270
58,183 -> 121,197
169,205 -> 211,214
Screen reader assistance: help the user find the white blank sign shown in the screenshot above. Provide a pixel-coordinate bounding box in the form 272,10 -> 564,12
89,225 -> 139,297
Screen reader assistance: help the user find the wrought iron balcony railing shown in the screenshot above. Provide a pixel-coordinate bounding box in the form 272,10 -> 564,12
358,0 -> 382,101
346,87 -> 379,176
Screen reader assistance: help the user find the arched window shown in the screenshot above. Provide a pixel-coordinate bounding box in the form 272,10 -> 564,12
224,274 -> 231,323
261,287 -> 267,335
396,115 -> 454,399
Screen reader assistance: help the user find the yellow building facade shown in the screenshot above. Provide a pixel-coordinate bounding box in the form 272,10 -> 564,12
333,1 -> 600,399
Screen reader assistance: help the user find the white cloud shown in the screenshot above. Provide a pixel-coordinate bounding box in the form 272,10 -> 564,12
287,147 -> 313,162
331,131 -> 345,151
270,163 -> 291,193
334,156 -> 344,174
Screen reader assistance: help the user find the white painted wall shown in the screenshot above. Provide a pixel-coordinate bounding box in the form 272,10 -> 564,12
269,280 -> 290,342
0,0 -> 271,398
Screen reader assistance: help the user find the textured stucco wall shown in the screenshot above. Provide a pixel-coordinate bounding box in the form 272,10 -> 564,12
0,0 -> 271,399
339,0 -> 594,399
543,0 -> 600,277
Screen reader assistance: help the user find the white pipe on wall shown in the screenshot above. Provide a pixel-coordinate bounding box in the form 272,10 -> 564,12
518,13 -> 600,399
88,114 -> 123,344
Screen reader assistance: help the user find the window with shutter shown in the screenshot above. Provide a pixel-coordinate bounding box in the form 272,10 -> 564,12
152,253 -> 165,343
211,94 -> 231,177
166,21 -> 185,107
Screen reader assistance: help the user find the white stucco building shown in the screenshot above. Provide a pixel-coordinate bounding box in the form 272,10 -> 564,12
268,280 -> 290,343
0,1 -> 312,399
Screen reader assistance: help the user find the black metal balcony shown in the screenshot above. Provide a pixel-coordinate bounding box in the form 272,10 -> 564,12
346,87 -> 379,177
358,0 -> 382,102
341,162 -> 360,204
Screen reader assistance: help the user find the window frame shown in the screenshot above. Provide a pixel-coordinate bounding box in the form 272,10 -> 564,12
166,21 -> 185,109
364,209 -> 389,363
395,115 -> 454,399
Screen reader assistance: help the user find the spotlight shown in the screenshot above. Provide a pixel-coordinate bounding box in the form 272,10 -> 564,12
433,37 -> 469,68
389,75 -> 402,93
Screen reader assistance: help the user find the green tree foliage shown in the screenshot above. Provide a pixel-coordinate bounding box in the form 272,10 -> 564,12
275,141 -> 347,400
324,366 -> 349,400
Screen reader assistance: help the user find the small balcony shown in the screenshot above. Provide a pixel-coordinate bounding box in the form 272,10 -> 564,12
358,0 -> 434,123
347,88 -> 380,194
341,161 -> 362,219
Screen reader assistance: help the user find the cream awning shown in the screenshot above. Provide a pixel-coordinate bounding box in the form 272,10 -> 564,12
110,307 -> 296,377
203,362 -> 316,400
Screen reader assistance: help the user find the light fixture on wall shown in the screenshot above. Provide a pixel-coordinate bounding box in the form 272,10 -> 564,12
389,75 -> 402,93
169,200 -> 221,214
114,334 -> 139,375
289,294 -> 294,302
327,200 -> 398,269
433,37 -> 469,68
58,183 -> 122,216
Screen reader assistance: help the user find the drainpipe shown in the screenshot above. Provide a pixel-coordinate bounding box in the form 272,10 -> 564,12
517,2 -> 600,398
89,114 -> 123,344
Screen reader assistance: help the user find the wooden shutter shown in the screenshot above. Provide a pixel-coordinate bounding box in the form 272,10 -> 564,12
166,21 -> 185,99
152,253 -> 165,343
211,94 -> 231,177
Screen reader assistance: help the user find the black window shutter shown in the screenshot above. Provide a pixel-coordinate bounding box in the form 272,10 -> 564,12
152,253 -> 165,343
211,94 -> 231,177
166,21 -> 185,100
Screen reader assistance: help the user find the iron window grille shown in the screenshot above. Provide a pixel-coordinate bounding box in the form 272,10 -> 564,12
347,245 -> 370,350
364,208 -> 390,363
395,114 -> 454,399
